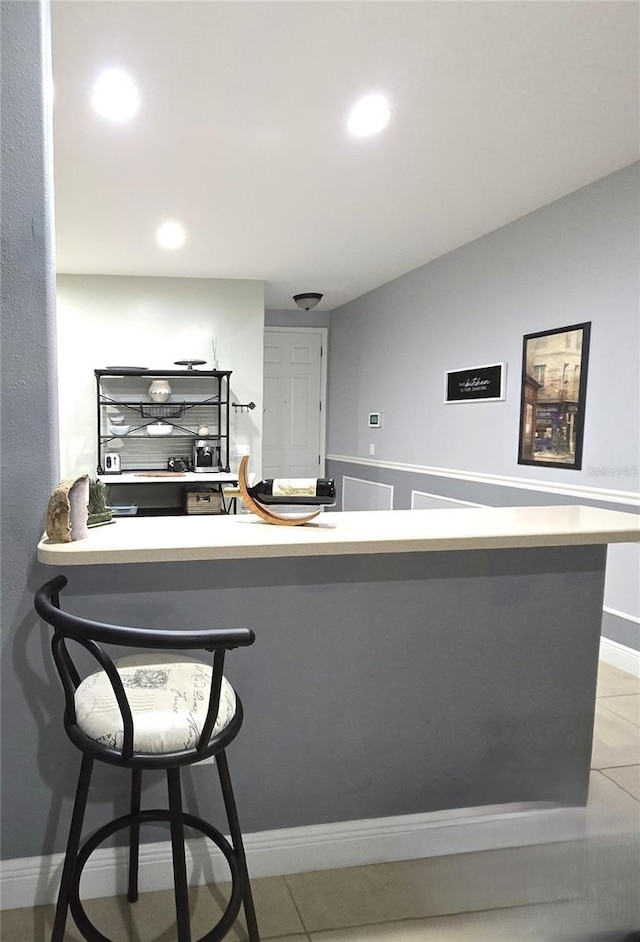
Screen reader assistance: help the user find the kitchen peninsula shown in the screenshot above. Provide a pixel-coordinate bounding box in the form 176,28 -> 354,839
37,505 -> 640,849
38,504 -> 638,564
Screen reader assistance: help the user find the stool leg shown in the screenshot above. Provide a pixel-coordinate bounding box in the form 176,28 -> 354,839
216,750 -> 260,942
51,754 -> 93,942
128,768 -> 142,903
167,768 -> 192,942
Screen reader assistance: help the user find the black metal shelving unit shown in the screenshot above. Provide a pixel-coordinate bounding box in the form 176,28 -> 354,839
94,369 -> 232,474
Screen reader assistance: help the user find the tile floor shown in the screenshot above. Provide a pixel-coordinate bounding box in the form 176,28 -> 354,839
2,661 -> 638,942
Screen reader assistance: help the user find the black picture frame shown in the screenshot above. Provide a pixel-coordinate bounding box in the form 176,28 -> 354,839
444,363 -> 505,403
518,322 -> 591,470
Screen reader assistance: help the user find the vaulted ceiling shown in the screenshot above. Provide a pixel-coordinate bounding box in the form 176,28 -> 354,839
51,1 -> 639,310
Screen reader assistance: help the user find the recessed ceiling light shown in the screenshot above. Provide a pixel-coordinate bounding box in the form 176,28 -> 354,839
92,69 -> 140,121
347,93 -> 392,138
156,221 -> 187,250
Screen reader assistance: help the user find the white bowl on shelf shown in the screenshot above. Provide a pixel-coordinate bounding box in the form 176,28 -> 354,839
109,413 -> 125,424
110,425 -> 131,436
146,422 -> 173,437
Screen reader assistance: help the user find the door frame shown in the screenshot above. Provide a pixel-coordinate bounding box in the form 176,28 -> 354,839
263,326 -> 329,475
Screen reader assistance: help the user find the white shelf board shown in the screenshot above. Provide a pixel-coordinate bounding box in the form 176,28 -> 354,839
98,472 -> 238,485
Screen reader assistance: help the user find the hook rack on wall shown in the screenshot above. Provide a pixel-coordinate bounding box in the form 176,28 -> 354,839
232,401 -> 256,414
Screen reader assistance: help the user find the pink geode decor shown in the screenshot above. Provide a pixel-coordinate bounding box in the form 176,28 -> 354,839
45,475 -> 90,543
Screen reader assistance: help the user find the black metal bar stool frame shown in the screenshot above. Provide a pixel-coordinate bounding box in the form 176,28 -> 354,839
35,575 -> 260,942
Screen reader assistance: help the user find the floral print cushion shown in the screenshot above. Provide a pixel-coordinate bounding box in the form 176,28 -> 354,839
74,653 -> 236,754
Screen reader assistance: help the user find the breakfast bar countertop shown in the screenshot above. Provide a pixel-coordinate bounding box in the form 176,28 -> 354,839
37,504 -> 640,566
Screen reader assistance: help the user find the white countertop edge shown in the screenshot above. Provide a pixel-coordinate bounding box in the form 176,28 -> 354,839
37,506 -> 640,566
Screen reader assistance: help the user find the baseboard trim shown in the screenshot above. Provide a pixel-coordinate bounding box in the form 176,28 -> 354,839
599,636 -> 640,676
0,802 -> 586,912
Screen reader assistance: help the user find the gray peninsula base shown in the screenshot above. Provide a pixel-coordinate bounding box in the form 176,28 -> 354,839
45,543 -> 606,838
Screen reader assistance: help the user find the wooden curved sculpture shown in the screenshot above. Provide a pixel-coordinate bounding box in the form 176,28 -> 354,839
237,456 -> 322,526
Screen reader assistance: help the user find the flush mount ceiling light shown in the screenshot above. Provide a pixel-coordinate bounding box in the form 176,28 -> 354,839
347,93 -> 392,138
156,220 -> 187,250
91,69 -> 140,121
293,293 -> 323,311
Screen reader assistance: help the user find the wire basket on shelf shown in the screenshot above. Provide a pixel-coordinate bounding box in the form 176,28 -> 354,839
138,403 -> 186,419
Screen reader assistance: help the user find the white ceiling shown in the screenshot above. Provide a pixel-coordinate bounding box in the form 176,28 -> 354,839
51,1 -> 639,312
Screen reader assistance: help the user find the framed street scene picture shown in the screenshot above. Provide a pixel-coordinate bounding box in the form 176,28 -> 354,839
445,363 -> 505,403
518,322 -> 591,470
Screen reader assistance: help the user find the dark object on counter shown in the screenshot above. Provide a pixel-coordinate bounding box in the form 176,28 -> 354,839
247,477 -> 336,505
34,574 -> 260,942
167,456 -> 190,473
193,441 -> 221,473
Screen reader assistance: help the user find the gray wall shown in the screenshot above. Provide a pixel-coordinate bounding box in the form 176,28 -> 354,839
0,0 -> 60,859
327,164 -> 639,490
327,164 -> 640,650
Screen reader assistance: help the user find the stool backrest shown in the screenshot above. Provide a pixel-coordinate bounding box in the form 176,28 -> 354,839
35,575 -> 255,761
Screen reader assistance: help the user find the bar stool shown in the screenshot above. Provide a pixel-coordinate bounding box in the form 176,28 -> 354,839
35,575 -> 260,942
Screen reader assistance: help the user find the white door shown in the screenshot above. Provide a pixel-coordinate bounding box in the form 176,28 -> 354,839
262,328 -> 326,478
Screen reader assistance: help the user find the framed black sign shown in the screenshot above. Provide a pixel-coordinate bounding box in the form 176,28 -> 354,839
518,322 -> 591,470
445,363 -> 505,403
